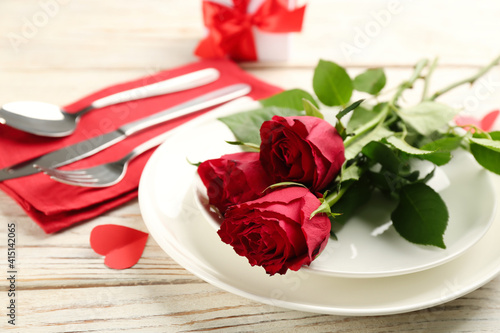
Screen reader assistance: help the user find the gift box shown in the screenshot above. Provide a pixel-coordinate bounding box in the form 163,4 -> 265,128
195,0 -> 306,62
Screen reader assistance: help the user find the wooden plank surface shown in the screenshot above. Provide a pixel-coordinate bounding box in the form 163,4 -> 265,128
1,0 -> 500,331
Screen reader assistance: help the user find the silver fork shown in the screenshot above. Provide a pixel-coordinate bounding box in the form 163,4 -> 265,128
35,131 -> 170,187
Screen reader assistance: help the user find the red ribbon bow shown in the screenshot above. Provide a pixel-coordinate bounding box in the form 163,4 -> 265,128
195,0 -> 306,61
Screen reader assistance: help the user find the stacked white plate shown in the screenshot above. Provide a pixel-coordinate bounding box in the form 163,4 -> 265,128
138,98 -> 500,316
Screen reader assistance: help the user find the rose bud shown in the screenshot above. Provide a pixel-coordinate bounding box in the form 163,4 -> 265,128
218,186 -> 331,275
197,152 -> 272,215
260,115 -> 345,192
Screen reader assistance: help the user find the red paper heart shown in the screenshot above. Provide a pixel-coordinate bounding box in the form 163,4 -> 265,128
90,224 -> 148,269
480,110 -> 500,131
455,109 -> 500,132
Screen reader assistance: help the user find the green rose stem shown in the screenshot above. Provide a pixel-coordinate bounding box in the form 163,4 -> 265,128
421,57 -> 439,101
344,59 -> 429,148
429,54 -> 500,101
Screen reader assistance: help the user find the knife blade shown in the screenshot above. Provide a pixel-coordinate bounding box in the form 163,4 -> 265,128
0,84 -> 251,181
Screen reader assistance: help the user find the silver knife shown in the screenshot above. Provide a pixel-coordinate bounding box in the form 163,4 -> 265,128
0,84 -> 251,181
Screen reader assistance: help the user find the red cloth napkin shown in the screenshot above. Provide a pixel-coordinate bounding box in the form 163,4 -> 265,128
0,60 -> 282,233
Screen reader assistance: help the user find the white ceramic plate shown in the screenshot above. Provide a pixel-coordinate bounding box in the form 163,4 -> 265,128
138,102 -> 500,315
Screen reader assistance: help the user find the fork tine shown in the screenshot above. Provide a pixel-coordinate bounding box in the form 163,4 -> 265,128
52,174 -> 98,183
52,171 -> 92,179
48,176 -> 100,187
57,167 -> 112,181
42,168 -> 92,180
35,165 -> 94,182
51,169 -> 88,176
46,169 -> 88,177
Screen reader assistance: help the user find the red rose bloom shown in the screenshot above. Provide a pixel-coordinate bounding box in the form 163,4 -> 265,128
197,152 -> 272,215
218,186 -> 331,275
260,116 -> 345,192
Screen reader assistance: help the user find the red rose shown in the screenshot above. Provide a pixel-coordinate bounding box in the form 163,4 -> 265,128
197,152 -> 272,215
260,116 -> 345,192
218,187 -> 331,275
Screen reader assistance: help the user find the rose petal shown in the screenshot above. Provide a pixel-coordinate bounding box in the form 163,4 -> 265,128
260,116 -> 345,192
218,187 -> 331,275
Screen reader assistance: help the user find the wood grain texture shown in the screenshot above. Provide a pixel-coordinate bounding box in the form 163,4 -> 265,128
1,0 -> 500,331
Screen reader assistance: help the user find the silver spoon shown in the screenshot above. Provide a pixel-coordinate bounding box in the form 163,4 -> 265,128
0,68 -> 220,137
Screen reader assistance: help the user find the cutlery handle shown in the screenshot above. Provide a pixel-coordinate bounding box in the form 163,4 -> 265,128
120,96 -> 255,165
86,68 -> 220,112
119,84 -> 251,136
121,132 -> 172,163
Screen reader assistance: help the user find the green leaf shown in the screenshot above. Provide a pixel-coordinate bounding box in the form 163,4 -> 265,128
419,168 -> 436,185
398,101 -> 458,135
367,171 -> 400,196
420,136 -> 463,151
313,60 -> 353,106
347,103 -> 384,134
489,131 -> 500,140
353,68 -> 386,95
362,141 -> 401,174
310,199 -> 332,218
302,98 -> 324,119
418,136 -> 464,166
336,99 -> 365,120
345,126 -> 393,160
329,226 -> 338,240
186,158 -> 201,167
260,89 -> 318,110
218,106 -> 302,145
470,137 -> 500,152
418,152 -> 452,166
473,131 -> 500,140
469,138 -> 500,175
265,182 -> 308,193
335,120 -> 347,140
391,183 -> 448,249
225,141 -> 260,151
341,164 -> 361,182
385,136 -> 434,155
330,177 -> 373,224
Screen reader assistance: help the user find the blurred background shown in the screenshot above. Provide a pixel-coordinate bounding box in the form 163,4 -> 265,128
1,0 -> 500,122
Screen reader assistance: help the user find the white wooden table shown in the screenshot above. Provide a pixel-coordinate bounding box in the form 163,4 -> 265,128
1,1 -> 500,331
